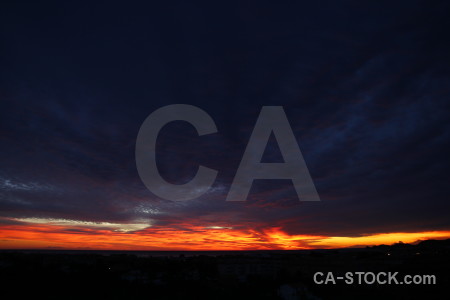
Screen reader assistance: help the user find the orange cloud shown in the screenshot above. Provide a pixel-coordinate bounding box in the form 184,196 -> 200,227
0,220 -> 449,250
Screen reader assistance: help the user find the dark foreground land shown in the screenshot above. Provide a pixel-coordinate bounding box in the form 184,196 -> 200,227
1,240 -> 449,300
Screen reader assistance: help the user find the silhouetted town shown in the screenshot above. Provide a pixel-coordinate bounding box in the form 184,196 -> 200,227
1,239 -> 449,299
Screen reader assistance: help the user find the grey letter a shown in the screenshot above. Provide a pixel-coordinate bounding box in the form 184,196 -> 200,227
226,106 -> 320,202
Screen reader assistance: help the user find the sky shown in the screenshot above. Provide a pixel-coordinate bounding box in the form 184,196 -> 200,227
1,1 -> 450,250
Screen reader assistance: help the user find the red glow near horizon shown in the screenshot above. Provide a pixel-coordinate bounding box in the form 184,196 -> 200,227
1,220 -> 450,250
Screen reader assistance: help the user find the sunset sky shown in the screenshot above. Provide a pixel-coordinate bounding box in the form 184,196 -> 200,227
1,1 -> 450,250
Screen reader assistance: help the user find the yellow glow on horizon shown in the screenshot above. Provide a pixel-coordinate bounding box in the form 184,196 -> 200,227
308,231 -> 450,248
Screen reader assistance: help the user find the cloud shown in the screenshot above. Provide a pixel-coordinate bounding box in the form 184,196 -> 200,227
0,0 -> 449,248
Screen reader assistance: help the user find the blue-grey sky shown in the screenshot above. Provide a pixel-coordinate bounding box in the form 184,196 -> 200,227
1,1 -> 449,244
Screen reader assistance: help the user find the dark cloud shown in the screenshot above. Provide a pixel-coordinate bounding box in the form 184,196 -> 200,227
0,0 -> 449,241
